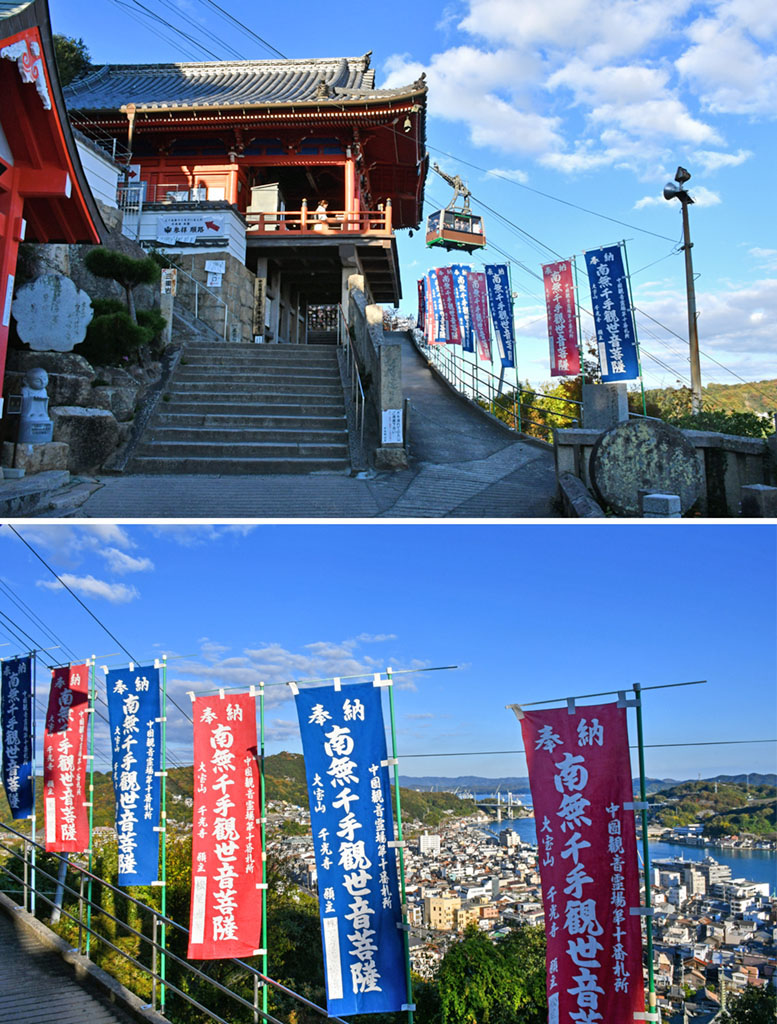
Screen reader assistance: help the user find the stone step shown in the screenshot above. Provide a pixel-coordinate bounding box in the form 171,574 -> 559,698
183,342 -> 338,357
174,368 -> 341,385
156,397 -> 345,416
153,412 -> 347,430
180,351 -> 339,366
133,439 -> 349,458
126,455 -> 350,474
164,383 -> 345,399
148,426 -> 348,444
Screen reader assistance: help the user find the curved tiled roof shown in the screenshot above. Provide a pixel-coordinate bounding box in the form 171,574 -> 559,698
63,52 -> 422,112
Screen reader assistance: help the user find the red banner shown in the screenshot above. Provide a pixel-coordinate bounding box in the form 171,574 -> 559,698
519,702 -> 645,1024
188,692 -> 261,960
543,260 -> 580,376
436,267 -> 461,344
467,271 -> 492,362
43,664 -> 90,853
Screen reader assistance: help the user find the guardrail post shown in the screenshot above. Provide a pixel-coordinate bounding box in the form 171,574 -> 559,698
23,838 -> 29,910
194,281 -> 199,320
253,974 -> 260,1024
151,913 -> 158,1011
78,874 -> 85,953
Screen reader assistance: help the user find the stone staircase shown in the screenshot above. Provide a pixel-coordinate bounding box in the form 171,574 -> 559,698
126,342 -> 350,474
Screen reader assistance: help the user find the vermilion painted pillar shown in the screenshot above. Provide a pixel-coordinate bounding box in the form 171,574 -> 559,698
227,165 -> 239,206
0,166 -> 25,417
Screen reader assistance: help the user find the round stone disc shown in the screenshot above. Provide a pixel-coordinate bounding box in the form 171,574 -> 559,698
589,419 -> 703,516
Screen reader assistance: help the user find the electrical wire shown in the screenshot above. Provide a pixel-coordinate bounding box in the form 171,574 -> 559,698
152,0 -> 247,61
105,0 -> 206,61
125,0 -> 223,60
194,0 -> 287,59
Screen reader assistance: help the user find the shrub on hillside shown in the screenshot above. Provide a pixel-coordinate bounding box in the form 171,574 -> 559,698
668,409 -> 773,439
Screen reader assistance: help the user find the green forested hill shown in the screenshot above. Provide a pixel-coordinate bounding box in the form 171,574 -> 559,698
648,780 -> 777,836
644,379 -> 777,416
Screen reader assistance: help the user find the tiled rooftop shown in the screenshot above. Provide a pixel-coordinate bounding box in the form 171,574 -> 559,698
64,52 -> 421,111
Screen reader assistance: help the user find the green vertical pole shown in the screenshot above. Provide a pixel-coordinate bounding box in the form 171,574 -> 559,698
573,255 -> 585,394
160,655 -> 168,1012
30,650 -> 37,918
259,682 -> 268,1018
385,668 -> 414,1024
85,657 -> 97,956
621,241 -> 647,416
633,682 -> 656,1020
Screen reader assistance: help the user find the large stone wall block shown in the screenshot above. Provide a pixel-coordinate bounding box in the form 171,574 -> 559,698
51,406 -> 120,472
2,441 -> 69,474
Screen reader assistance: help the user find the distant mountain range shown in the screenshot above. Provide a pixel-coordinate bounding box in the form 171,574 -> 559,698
399,774 -> 777,793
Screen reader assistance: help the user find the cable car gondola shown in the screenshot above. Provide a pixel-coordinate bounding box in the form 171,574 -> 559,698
425,162 -> 486,254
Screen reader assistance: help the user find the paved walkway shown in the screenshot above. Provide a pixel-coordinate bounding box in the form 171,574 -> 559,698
45,334 -> 560,519
0,910 -> 136,1024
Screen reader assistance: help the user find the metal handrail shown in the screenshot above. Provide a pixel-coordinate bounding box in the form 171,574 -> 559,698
413,330 -> 580,442
0,822 -> 348,1024
337,303 -> 365,449
147,247 -> 231,341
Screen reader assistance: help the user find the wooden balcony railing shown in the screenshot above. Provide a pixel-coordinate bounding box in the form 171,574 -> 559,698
246,201 -> 393,236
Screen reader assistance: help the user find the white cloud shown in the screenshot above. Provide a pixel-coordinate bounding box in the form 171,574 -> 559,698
676,8 -> 777,115
37,574 -> 140,603
693,148 -> 752,173
100,547 -> 154,574
487,167 -> 529,184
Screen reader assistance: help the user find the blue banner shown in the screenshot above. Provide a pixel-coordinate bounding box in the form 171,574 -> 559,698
1,657 -> 33,819
106,665 -> 161,886
485,264 -> 515,367
584,244 -> 640,381
428,269 -> 446,342
452,265 -> 474,353
296,682 -> 406,1017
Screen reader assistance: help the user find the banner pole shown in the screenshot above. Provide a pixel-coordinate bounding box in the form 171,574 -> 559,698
385,667 -> 414,1024
260,682 -> 268,1019
633,682 -> 657,1020
160,655 -> 168,1013
620,241 -> 647,416
573,256 -> 585,391
30,650 -> 37,917
85,657 -> 96,957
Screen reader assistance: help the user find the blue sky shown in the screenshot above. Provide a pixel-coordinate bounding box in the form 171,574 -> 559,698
49,0 -> 777,393
0,523 -> 774,784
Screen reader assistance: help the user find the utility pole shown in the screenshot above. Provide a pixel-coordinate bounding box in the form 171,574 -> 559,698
664,166 -> 703,413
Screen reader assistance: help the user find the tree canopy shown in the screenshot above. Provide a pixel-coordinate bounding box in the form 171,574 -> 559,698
52,35 -> 92,87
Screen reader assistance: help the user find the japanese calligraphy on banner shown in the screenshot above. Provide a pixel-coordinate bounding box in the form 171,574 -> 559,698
106,665 -> 161,886
467,271 -> 492,362
519,702 -> 645,1024
485,264 -> 515,367
43,664 -> 90,852
188,692 -> 261,960
427,270 -> 445,342
543,261 -> 581,377
157,213 -> 225,244
416,278 -> 425,331
452,265 -> 474,353
1,657 -> 33,819
295,682 -> 406,1017
584,245 -> 639,382
436,267 -> 461,345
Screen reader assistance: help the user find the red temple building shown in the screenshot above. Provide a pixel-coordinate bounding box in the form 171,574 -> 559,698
0,0 -> 104,415
65,52 -> 428,338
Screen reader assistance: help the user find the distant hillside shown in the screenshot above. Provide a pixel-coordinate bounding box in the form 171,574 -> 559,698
644,379 -> 777,416
2,752 -> 478,831
647,780 -> 777,837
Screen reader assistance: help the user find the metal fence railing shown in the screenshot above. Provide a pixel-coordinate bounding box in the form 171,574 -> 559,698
413,331 -> 581,443
337,304 -> 365,449
0,822 -> 347,1024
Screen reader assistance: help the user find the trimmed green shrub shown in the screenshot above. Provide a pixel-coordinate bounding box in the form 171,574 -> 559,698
668,409 -> 773,439
76,311 -> 151,366
83,248 -> 160,321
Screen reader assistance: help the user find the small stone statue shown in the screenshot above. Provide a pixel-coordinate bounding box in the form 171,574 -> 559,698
18,367 -> 54,444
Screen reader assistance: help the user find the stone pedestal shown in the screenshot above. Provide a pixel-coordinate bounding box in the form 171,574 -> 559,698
582,382 -> 629,430
741,484 -> 777,518
2,441 -> 69,474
